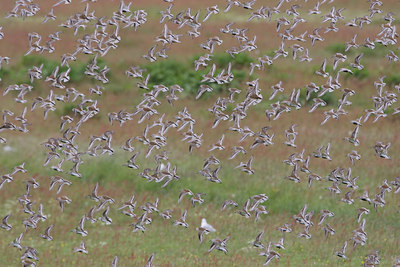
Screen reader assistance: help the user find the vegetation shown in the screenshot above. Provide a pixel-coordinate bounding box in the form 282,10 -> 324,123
144,53 -> 251,96
0,1 -> 400,266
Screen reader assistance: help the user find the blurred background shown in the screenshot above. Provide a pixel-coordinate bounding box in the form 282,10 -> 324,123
0,0 -> 399,266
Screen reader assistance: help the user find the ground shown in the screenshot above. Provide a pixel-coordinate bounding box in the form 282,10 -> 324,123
0,0 -> 399,266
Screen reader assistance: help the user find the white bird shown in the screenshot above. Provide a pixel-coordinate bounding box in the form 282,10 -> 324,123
201,218 -> 216,233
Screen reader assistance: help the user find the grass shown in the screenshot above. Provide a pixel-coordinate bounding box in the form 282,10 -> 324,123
143,53 -> 251,96
0,108 -> 399,266
1,0 -> 400,266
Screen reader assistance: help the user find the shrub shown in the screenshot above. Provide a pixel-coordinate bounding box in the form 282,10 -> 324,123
298,87 -> 337,107
325,43 -> 347,54
360,43 -> 388,57
212,52 -> 254,68
0,55 -> 89,86
384,106 -> 394,115
352,68 -> 370,80
56,103 -> 76,116
385,73 -> 400,86
143,53 -> 249,96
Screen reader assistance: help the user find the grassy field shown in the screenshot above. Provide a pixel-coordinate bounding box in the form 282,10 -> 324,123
0,0 -> 399,266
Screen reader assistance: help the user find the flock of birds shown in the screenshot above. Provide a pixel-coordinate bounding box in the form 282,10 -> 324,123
0,0 -> 400,266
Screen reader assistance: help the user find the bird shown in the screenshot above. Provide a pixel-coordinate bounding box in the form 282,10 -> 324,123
137,74 -> 151,90
143,45 -> 157,62
73,241 -> 88,254
191,193 -> 205,207
358,190 -> 371,204
121,137 -> 135,152
322,224 -> 335,239
209,134 -> 225,151
159,209 -> 172,220
98,206 -> 113,225
224,0 -> 241,13
10,232 -> 24,250
297,225 -> 312,239
315,59 -> 329,77
344,125 -> 360,146
357,207 -> 370,223
309,98 -> 327,113
277,223 -> 292,234
347,150 -> 361,165
53,0 -> 72,7
272,237 -> 285,250
119,193 -> 137,211
341,190 -> 355,205
59,115 -> 73,131
50,176 -> 72,194
111,256 -> 118,267
251,229 -> 265,249
350,53 -> 364,70
173,209 -> 188,228
241,0 -> 256,10
208,235 -> 230,254
178,189 -> 193,203
124,152 -> 140,169
196,84 -> 213,100
334,241 -> 347,259
196,226 -> 210,243
318,210 -> 334,225
143,253 -> 155,267
1,0 -> 399,265
321,142 -> 332,160
160,4 -> 173,23
203,5 -> 219,22
314,146 -> 323,158
86,206 -> 98,223
1,214 -> 12,231
263,250 -> 281,266
309,1 -> 321,14
88,182 -> 100,202
228,146 -> 246,160
269,81 -> 284,100
200,218 -> 216,233
72,216 -> 88,237
286,163 -> 300,183
43,8 -> 56,23
156,46 -> 169,59
237,198 -> 251,218
57,196 -> 72,212
235,156 -> 255,174
40,224 -> 54,241
221,199 -> 238,211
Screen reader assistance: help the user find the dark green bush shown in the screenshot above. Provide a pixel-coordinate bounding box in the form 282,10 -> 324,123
360,43 -> 388,57
207,52 -> 254,68
325,43 -> 348,55
352,68 -> 370,80
384,106 -> 394,115
385,73 -> 400,86
55,103 -> 76,117
143,54 -> 248,97
298,87 -> 337,107
0,55 -> 95,86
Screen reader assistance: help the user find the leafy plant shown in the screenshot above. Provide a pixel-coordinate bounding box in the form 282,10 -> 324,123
298,87 -> 337,107
385,73 -> 400,86
143,54 -> 249,96
352,68 -> 370,80
325,43 -> 348,55
360,43 -> 389,57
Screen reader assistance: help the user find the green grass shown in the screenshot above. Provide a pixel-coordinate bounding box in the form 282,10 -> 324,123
0,121 -> 399,266
1,1 -> 400,266
142,53 -> 250,96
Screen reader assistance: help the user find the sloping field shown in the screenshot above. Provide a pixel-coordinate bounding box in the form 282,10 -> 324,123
0,0 -> 399,266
